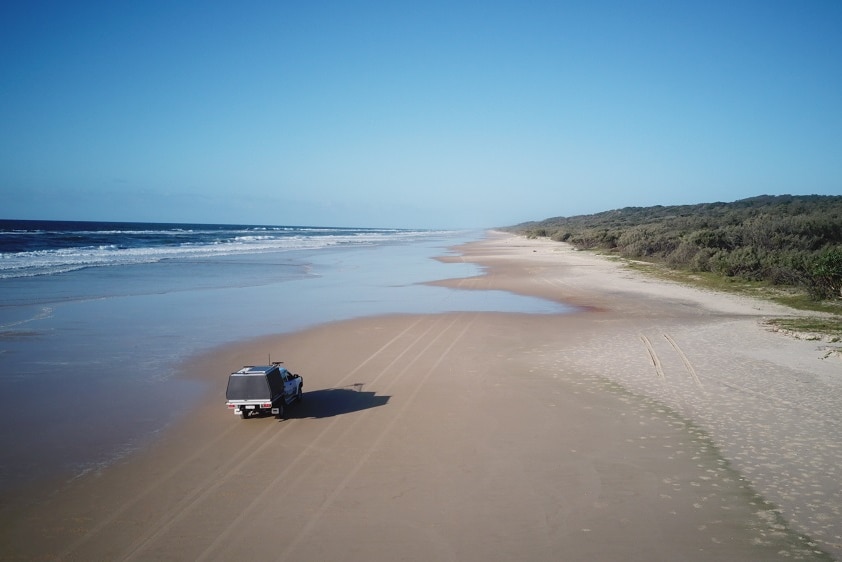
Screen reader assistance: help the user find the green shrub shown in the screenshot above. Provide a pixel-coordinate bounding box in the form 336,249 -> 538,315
808,247 -> 842,300
503,195 -> 842,302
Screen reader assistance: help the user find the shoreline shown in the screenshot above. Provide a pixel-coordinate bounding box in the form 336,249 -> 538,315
2,232 -> 839,560
0,230 -> 518,498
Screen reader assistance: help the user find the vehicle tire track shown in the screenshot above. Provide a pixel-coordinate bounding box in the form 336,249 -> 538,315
117,420 -> 298,561
277,314 -> 476,561
194,313 -> 471,561
338,315 -> 428,384
68,316 -> 428,561
55,422 -> 246,561
663,333 -> 703,388
639,334 -> 665,379
119,314 -> 451,561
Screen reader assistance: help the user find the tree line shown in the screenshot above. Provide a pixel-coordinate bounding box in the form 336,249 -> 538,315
506,195 -> 842,300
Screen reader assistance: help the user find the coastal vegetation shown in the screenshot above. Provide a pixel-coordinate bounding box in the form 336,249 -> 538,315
506,195 -> 842,336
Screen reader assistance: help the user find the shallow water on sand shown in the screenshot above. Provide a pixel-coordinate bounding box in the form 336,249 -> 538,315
0,232 -> 571,493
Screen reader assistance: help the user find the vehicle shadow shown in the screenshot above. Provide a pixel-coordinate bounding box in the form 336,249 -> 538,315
286,384 -> 390,419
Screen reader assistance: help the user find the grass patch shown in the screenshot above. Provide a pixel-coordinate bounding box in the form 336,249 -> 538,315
610,254 -> 842,338
770,294 -> 842,314
765,317 -> 842,341
622,259 -> 770,296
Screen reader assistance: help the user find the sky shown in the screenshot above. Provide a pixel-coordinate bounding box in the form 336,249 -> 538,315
1,1 -> 840,229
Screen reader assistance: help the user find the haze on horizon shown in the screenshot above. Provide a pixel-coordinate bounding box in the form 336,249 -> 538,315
1,1 -> 840,229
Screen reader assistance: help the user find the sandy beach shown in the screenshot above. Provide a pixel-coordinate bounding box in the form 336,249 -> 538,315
2,232 -> 840,560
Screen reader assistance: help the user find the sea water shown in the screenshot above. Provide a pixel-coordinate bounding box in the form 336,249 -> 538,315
0,220 -> 570,493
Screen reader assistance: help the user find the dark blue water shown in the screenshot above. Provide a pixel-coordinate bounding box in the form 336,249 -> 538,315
0,221 -> 571,494
0,219 -> 436,279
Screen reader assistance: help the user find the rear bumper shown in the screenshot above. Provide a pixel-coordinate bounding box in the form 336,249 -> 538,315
227,402 -> 280,415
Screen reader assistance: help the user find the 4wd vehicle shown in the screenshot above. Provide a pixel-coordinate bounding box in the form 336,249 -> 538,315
225,362 -> 303,419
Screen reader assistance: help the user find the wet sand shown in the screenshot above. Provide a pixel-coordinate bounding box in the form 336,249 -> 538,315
1,232 -> 839,560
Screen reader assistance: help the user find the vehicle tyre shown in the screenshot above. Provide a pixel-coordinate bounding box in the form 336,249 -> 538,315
240,410 -> 249,420
276,403 -> 285,420
297,386 -> 303,401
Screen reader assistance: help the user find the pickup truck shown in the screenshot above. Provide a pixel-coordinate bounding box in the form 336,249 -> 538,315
225,362 -> 303,419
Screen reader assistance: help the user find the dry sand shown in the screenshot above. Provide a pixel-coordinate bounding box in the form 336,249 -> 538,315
2,232 -> 840,561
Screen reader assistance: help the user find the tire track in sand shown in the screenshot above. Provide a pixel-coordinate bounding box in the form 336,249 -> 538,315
639,334 -> 666,379
663,333 -> 703,388
55,422 -> 247,561
65,316 -> 427,561
276,314 -> 476,561
119,314 -> 456,561
192,313 -> 471,562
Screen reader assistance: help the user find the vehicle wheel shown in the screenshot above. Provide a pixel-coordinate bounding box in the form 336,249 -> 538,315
297,387 -> 303,401
240,410 -> 249,420
276,403 -> 285,420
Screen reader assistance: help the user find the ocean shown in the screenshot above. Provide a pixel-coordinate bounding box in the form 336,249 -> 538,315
0,219 -> 450,279
0,220 -> 568,494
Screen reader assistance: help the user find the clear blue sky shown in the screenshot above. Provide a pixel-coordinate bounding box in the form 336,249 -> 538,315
2,1 -> 840,228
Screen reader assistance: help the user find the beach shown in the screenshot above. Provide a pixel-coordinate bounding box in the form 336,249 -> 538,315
2,232 -> 840,560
